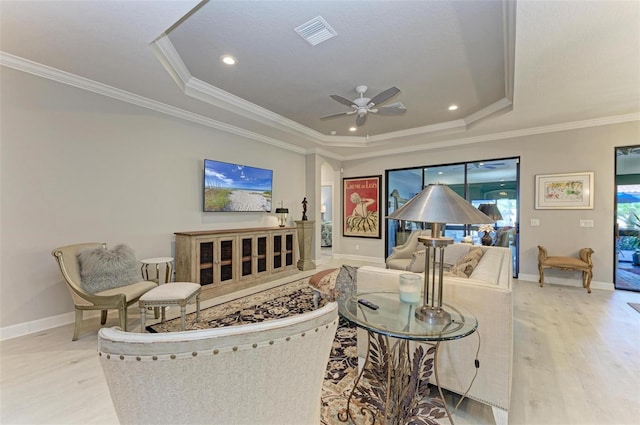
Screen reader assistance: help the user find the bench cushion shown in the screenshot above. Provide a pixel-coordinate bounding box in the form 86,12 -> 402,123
545,256 -> 589,269
139,282 -> 200,303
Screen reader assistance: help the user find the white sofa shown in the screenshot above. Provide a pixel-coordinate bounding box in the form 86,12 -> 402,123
357,245 -> 513,425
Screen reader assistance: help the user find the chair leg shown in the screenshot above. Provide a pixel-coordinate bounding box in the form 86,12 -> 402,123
538,265 -> 545,287
140,305 -> 146,333
100,310 -> 108,325
72,309 -> 82,341
119,305 -> 127,331
586,271 -> 593,294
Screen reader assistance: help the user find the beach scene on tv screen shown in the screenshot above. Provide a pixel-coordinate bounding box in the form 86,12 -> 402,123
204,160 -> 272,212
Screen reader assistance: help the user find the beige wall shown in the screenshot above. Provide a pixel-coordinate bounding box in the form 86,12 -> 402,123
339,121 -> 640,286
0,68 -> 306,330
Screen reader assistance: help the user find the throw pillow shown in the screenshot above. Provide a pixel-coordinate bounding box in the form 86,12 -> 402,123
456,247 -> 484,265
308,268 -> 338,292
315,268 -> 341,300
450,258 -> 479,277
77,244 -> 141,294
334,264 -> 358,299
308,265 -> 358,301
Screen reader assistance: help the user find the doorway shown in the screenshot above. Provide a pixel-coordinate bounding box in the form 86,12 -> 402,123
320,184 -> 333,256
614,145 -> 640,291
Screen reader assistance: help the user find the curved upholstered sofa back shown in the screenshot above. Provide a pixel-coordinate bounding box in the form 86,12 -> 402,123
98,302 -> 339,425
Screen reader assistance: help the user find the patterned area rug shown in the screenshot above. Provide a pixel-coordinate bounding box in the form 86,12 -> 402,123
147,276 -> 374,424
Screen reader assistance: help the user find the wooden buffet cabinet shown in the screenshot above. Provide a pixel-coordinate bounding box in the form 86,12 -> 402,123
175,227 -> 299,299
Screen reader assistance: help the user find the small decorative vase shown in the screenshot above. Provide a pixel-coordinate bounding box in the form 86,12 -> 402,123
481,232 -> 493,246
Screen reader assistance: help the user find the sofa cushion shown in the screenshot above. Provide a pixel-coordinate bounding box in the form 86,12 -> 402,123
77,244 -> 142,294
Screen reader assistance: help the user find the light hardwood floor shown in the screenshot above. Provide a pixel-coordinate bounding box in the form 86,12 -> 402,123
1,261 -> 639,425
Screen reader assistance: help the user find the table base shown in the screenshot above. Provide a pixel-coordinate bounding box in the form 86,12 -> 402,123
339,332 -> 452,425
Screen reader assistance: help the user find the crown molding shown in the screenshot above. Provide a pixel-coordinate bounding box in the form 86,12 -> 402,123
151,34 -> 517,145
342,112 -> 640,161
152,35 -> 333,144
3,51 -> 637,163
0,51 -> 308,155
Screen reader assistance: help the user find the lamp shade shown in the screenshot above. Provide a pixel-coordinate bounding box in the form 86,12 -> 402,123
477,203 -> 503,221
387,184 -> 493,225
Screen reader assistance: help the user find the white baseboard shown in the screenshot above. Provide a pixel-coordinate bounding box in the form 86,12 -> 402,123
517,273 -> 614,291
0,272 -> 318,341
331,253 -> 385,267
2,310 -> 73,341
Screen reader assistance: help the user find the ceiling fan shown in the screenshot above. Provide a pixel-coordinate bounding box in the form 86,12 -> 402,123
321,85 -> 406,126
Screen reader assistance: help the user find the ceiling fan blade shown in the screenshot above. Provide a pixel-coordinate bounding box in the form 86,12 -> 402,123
320,111 -> 354,120
376,102 -> 407,115
368,87 -> 400,107
356,114 -> 367,126
330,95 -> 357,107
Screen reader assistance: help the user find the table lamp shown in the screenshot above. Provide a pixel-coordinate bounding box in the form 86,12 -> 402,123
387,184 -> 493,325
275,202 -> 289,227
477,203 -> 503,221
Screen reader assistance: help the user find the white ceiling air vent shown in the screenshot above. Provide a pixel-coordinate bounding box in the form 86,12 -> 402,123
295,16 -> 337,46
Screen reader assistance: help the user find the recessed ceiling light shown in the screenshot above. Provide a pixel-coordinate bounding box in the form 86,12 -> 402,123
448,105 -> 458,111
349,127 -> 357,132
221,55 -> 237,65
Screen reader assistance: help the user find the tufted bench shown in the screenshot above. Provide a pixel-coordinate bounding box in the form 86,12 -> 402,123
537,246 -> 594,293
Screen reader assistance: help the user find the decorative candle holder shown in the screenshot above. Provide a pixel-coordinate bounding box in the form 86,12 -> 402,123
398,273 -> 421,304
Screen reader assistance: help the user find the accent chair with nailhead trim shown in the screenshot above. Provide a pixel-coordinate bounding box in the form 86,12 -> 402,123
98,302 -> 338,425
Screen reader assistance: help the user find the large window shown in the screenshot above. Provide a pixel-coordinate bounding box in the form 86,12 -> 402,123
386,158 -> 519,276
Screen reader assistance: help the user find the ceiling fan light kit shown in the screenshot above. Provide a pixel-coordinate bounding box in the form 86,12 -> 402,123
321,85 -> 406,127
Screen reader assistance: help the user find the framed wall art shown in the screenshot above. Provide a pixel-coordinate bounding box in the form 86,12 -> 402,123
535,171 -> 594,209
343,175 -> 382,238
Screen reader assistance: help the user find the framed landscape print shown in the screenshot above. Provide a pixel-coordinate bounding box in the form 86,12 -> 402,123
535,172 -> 594,209
343,175 -> 382,238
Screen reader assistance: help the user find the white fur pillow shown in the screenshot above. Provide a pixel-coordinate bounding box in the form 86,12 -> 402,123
77,244 -> 141,294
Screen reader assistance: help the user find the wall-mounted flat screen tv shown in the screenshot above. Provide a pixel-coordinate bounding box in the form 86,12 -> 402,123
203,159 -> 273,212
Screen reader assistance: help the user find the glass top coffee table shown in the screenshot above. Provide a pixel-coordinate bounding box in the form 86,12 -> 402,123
337,291 -> 478,425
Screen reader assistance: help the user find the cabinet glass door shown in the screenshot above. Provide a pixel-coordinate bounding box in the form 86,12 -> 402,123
257,235 -> 268,273
199,241 -> 214,285
219,238 -> 234,282
273,234 -> 283,270
240,237 -> 253,277
285,233 -> 294,266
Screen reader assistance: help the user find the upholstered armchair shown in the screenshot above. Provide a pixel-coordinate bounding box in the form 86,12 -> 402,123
51,243 -> 158,340
385,230 -> 429,272
98,302 -> 339,425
